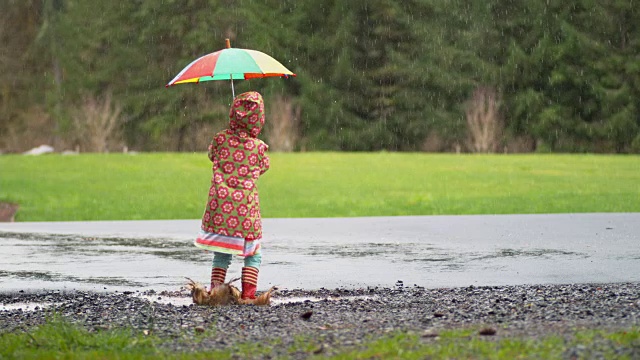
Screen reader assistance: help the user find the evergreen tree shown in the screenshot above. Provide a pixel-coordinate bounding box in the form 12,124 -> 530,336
0,0 -> 51,148
295,0 -> 459,151
492,0 -> 640,152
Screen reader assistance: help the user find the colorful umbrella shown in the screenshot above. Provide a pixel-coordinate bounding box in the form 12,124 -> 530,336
166,39 -> 295,97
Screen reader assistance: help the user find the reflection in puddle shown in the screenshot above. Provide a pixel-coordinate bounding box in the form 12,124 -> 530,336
0,231 -> 209,264
472,248 -> 586,261
307,241 -> 586,261
442,263 -> 464,271
412,257 -> 456,262
0,232 -> 199,259
307,242 -> 430,258
149,250 -> 205,263
0,269 -> 145,287
2,232 -> 188,249
268,261 -> 296,266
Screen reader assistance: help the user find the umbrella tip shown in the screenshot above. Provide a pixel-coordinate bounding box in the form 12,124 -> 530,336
225,38 -> 231,48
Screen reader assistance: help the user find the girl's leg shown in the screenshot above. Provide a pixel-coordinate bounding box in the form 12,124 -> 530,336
241,252 -> 262,299
211,252 -> 232,290
244,252 -> 262,269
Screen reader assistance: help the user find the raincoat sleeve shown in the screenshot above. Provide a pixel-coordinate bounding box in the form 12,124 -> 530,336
258,142 -> 270,175
208,134 -> 222,162
207,142 -> 216,162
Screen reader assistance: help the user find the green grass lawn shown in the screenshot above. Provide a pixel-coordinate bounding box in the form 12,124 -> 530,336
0,152 -> 639,221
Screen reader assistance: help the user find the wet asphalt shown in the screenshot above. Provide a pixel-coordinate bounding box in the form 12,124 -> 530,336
0,213 -> 638,293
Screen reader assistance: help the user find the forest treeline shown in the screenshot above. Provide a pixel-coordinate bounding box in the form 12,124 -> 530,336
1,0 -> 639,153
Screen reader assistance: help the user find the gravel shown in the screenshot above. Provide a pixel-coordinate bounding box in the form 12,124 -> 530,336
1,282 -> 639,358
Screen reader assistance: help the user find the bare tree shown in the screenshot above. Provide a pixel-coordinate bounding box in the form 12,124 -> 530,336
465,86 -> 503,153
71,92 -> 123,152
266,95 -> 300,152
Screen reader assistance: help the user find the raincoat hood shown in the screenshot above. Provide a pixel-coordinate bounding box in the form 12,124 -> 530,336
229,91 -> 265,137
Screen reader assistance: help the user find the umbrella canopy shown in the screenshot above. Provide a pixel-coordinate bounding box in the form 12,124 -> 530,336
166,39 -> 295,92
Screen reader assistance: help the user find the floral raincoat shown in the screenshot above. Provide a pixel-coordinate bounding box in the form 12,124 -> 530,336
195,91 -> 269,256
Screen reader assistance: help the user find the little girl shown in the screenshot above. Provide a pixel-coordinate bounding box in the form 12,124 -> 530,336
195,91 -> 269,300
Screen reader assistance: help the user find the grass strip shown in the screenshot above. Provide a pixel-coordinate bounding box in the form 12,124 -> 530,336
328,328 -> 640,359
0,317 -> 159,359
1,318 -> 638,359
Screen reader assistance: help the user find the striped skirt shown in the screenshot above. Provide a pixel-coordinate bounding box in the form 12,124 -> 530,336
195,229 -> 261,257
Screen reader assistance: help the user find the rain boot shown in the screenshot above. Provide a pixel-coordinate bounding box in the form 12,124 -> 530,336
241,267 -> 259,300
210,267 -> 227,292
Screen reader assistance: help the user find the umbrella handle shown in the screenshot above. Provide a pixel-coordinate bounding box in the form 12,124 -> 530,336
226,39 -> 235,99
230,74 -> 235,99
224,39 -> 235,99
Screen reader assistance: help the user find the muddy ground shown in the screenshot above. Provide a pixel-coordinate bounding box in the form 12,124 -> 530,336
1,282 -> 639,358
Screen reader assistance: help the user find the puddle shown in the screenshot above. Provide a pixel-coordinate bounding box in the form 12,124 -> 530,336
0,301 -> 62,312
137,294 -> 194,307
1,214 -> 640,292
0,294 -> 377,312
272,295 -> 376,305
134,294 -> 376,307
